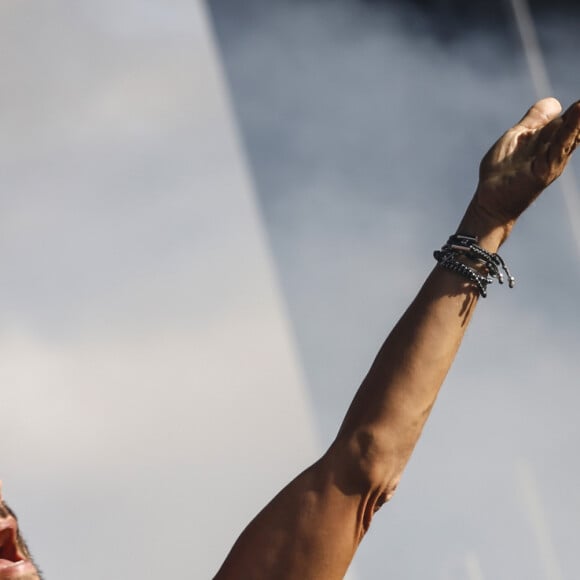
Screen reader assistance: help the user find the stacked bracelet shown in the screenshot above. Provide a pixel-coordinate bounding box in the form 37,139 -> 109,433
433,234 -> 515,298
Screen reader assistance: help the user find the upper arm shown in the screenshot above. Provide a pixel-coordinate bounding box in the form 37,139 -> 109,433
214,443 -> 396,580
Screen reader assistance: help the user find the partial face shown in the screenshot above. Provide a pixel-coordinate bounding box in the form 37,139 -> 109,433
0,485 -> 42,580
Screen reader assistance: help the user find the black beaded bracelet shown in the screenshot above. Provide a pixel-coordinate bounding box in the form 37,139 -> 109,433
434,249 -> 493,297
434,234 -> 515,298
443,234 -> 515,288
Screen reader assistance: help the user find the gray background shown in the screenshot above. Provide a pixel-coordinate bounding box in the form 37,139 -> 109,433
1,2 -> 321,579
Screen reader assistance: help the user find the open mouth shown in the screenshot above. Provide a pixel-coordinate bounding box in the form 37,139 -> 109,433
0,527 -> 33,576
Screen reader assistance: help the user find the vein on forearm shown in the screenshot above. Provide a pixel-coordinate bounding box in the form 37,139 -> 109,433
336,265 -> 480,478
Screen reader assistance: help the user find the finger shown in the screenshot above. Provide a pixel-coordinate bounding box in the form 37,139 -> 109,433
516,97 -> 562,131
548,100 -> 580,165
537,117 -> 562,144
557,100 -> 580,156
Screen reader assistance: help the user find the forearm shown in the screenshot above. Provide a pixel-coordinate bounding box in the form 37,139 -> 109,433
334,206 -> 506,489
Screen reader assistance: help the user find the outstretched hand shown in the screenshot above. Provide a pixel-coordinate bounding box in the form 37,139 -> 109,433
464,98 -> 580,244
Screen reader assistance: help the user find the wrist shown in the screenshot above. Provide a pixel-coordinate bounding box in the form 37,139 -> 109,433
434,231 -> 517,297
457,196 -> 515,253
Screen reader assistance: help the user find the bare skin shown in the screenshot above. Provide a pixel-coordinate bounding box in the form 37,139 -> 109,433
214,98 -> 580,580
0,483 -> 42,580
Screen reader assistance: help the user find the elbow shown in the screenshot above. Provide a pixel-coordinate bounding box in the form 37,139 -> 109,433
342,427 -> 404,492
329,428 -> 404,531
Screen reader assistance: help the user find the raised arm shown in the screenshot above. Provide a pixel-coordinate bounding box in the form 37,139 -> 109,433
215,98 -> 580,580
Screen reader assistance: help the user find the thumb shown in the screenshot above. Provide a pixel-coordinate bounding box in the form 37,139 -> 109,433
516,97 -> 562,130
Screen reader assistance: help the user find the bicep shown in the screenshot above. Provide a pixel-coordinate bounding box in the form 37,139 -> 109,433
214,451 -> 385,580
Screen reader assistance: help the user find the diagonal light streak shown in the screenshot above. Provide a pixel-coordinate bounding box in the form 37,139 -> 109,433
465,551 -> 485,580
515,459 -> 564,580
509,0 -> 580,257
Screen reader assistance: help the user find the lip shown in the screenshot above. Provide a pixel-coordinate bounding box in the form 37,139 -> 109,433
0,560 -> 38,578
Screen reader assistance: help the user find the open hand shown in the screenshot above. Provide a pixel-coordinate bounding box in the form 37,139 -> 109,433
466,98 -> 580,242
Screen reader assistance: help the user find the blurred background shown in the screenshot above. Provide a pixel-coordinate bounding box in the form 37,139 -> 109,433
1,1 -> 579,578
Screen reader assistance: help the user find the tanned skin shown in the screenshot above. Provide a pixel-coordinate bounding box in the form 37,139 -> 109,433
215,98 -> 580,580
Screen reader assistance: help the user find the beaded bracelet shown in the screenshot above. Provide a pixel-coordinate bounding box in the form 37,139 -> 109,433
434,234 -> 515,298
